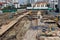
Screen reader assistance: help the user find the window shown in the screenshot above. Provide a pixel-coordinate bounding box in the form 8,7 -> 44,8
41,5 -> 44,7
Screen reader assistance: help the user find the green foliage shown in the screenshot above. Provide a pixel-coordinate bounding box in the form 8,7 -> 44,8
27,3 -> 31,7
2,5 -> 16,10
20,3 -> 31,9
2,5 -> 17,12
47,4 -> 50,7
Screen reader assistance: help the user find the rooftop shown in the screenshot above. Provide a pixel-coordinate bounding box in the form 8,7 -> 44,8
35,1 -> 48,4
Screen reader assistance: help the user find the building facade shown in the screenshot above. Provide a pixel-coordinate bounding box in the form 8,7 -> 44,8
31,2 -> 48,7
34,0 -> 58,9
49,0 -> 58,9
58,0 -> 60,12
0,0 -> 20,8
28,0 -> 35,4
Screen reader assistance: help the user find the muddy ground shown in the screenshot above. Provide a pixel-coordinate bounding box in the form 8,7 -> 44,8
0,16 -> 31,40
0,10 -> 27,27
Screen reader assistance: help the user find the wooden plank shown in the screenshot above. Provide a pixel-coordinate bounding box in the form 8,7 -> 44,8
40,37 -> 60,40
0,11 -> 31,36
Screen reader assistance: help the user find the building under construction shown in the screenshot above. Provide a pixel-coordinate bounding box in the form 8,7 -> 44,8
0,0 -> 60,40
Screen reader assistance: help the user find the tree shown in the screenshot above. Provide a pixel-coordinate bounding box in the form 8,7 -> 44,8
47,4 -> 50,7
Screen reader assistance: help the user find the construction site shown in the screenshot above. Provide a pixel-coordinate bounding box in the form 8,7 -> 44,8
0,0 -> 60,40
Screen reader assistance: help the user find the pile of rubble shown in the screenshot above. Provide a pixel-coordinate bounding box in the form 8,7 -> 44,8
36,29 -> 60,40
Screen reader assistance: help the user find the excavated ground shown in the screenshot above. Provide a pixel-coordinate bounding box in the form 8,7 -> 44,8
0,16 -> 31,40
0,10 -> 27,27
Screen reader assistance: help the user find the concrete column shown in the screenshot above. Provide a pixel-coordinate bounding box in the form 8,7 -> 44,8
31,4 -> 34,7
18,4 -> 20,8
35,4 -> 37,7
44,4 -> 46,7
40,4 -> 41,7
15,4 -> 17,8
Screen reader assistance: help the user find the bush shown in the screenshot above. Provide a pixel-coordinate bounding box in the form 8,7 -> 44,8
2,5 -> 16,10
47,4 -> 50,7
20,3 -> 31,9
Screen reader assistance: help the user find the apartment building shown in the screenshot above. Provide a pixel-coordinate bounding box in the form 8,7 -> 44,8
31,2 -> 48,7
0,0 -> 20,8
49,0 -> 58,9
58,0 -> 60,12
11,0 -> 20,8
